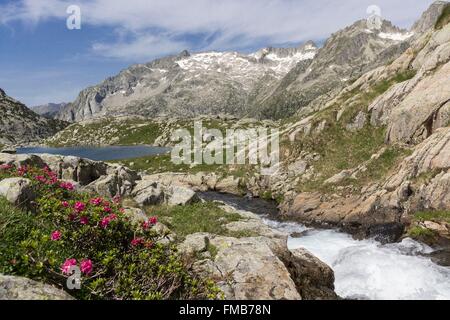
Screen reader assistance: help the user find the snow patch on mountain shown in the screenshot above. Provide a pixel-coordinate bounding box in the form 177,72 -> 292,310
378,32 -> 414,42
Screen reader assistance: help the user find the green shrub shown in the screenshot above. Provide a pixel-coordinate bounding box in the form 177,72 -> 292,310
407,226 -> 438,243
413,210 -> 450,223
152,202 -> 242,238
0,165 -> 218,300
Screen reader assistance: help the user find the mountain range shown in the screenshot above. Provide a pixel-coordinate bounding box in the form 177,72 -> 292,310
32,103 -> 68,119
53,4 -> 446,122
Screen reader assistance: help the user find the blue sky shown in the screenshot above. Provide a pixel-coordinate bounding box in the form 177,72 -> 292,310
0,0 -> 436,106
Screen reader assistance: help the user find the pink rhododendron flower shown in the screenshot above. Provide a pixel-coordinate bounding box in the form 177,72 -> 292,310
18,166 -> 28,176
60,182 -> 74,191
131,238 -> 144,247
61,258 -> 77,275
0,164 -> 13,170
35,175 -> 47,183
103,206 -> 112,213
80,216 -> 89,225
149,216 -> 158,225
51,230 -> 62,241
80,259 -> 93,275
90,197 -> 103,206
74,201 -> 86,212
61,201 -> 69,208
48,176 -> 58,185
109,214 -> 117,220
100,216 -> 110,229
143,217 -> 158,230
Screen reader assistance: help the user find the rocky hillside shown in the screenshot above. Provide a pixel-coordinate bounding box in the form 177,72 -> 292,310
245,1 -> 450,245
0,89 -> 67,146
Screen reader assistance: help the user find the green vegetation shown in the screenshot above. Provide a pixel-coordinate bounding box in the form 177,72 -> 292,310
150,202 -> 243,239
118,153 -> 251,178
288,70 -> 417,192
46,118 -> 165,147
413,210 -> 450,223
407,226 -> 439,243
412,169 -> 445,185
259,190 -> 284,204
407,210 -> 450,243
336,146 -> 412,190
435,3 -> 450,30
0,165 -> 218,300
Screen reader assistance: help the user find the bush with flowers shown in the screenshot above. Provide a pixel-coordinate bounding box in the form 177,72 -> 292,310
0,164 -> 220,300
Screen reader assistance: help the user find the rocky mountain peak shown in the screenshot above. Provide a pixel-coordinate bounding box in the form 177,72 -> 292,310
250,41 -> 317,62
0,89 -> 67,145
412,1 -> 449,33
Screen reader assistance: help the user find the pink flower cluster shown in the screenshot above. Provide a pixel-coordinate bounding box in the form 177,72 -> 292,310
33,166 -> 59,185
142,216 -> 158,230
74,201 -> 86,213
18,166 -> 28,176
60,181 -> 74,191
51,230 -> 62,241
61,258 -> 77,275
131,237 -> 145,247
90,197 -> 103,206
61,258 -> 93,275
0,164 -> 13,170
62,198 -> 124,228
80,216 -> 89,225
100,214 -> 118,229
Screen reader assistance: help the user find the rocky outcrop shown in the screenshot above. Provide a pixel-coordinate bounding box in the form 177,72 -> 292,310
364,22 -> 450,144
165,186 -> 200,206
0,153 -> 140,199
0,153 -> 243,208
0,274 -> 73,300
0,89 -> 67,146
286,248 -> 337,300
178,203 -> 337,300
411,1 -> 449,34
0,178 -> 35,209
189,234 -> 301,300
281,127 -> 450,241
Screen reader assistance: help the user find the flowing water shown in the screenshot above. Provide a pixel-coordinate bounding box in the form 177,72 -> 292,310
200,192 -> 450,300
16,146 -> 170,161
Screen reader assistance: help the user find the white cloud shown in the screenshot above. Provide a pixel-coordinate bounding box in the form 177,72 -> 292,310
91,33 -> 189,61
0,0 -> 438,60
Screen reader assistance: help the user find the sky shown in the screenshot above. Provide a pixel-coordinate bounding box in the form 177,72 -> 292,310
0,0 -> 437,107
